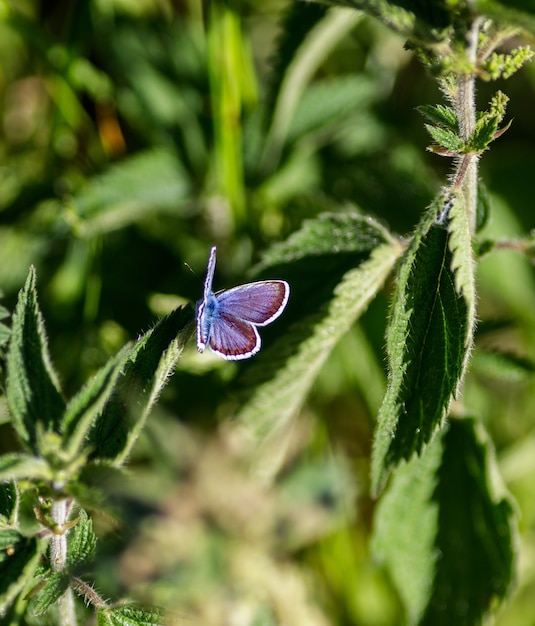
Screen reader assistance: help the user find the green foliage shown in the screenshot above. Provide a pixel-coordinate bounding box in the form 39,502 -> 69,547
6,266 -> 66,452
0,0 -> 533,624
371,193 -> 474,494
372,418 -> 516,625
96,604 -> 164,626
237,213 -> 401,476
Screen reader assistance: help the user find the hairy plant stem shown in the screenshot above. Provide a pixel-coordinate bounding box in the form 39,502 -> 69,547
50,498 -> 77,626
452,17 -> 482,234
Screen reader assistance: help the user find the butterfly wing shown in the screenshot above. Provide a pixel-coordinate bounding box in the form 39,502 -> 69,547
203,246 -> 217,301
196,246 -> 290,360
215,280 -> 290,326
208,309 -> 261,360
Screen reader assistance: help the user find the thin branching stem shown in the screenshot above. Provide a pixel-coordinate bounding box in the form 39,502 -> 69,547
50,498 -> 77,626
452,17 -> 483,233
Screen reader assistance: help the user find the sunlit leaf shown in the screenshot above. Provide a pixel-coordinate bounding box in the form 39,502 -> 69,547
371,193 -> 475,495
6,267 -> 65,452
372,418 -> 516,625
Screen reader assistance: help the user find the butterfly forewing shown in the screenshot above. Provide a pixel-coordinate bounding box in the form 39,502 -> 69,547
215,281 -> 289,326
208,309 -> 261,360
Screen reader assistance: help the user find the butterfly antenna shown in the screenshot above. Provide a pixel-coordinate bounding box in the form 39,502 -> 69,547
184,262 -> 197,277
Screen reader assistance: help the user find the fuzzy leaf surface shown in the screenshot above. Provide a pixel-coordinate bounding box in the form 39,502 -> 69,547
371,195 -> 475,495
236,213 -> 402,480
5,267 -> 65,452
61,343 -> 133,460
87,306 -> 194,463
0,531 -> 41,617
372,418 -> 516,625
32,571 -> 70,616
417,104 -> 458,132
66,508 -> 97,568
0,453 -> 52,482
97,603 -> 165,626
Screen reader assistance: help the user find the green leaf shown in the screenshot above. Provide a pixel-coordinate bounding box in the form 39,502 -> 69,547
424,124 -> 464,153
474,0 -> 535,35
97,603 -> 165,626
286,76 -> 381,144
32,571 -> 70,616
69,149 -> 192,237
469,91 -> 509,153
476,179 -> 491,232
0,530 -> 42,617
372,418 -> 516,625
261,7 -> 363,171
417,104 -> 458,132
310,0 -> 452,41
61,343 -> 133,461
87,306 -> 194,464
66,508 -> 96,569
0,453 -> 52,482
236,213 -> 402,480
264,2 -> 329,125
371,194 -> 474,495
6,267 -> 66,452
471,348 -> 535,383
0,304 -> 10,349
0,482 -> 18,525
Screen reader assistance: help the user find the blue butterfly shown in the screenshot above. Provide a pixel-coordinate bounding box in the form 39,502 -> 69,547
196,246 -> 290,360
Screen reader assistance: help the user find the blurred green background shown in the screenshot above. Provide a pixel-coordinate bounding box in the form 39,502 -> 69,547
2,0 -> 535,624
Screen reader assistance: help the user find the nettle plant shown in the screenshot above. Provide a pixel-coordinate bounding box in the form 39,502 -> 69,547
1,1 -> 535,625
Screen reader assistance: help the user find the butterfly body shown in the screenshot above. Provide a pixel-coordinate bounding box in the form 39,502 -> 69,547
196,247 -> 290,360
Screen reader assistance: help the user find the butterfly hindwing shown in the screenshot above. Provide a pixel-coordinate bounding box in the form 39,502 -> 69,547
208,309 -> 261,360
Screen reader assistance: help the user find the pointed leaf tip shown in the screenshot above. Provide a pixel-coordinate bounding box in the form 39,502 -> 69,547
6,266 -> 65,452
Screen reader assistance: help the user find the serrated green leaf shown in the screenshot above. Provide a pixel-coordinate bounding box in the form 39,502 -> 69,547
0,531 -> 42,617
417,104 -> 458,132
6,267 -> 66,452
0,453 -> 52,482
371,197 -> 473,495
97,603 -> 165,626
237,214 -> 401,481
470,116 -> 500,152
61,343 -> 134,461
447,190 -> 476,345
32,571 -> 70,616
424,124 -> 464,153
66,509 -> 96,569
87,306 -> 194,464
372,418 -> 516,625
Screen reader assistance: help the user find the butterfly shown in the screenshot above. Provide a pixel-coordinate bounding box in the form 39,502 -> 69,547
196,246 -> 290,360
